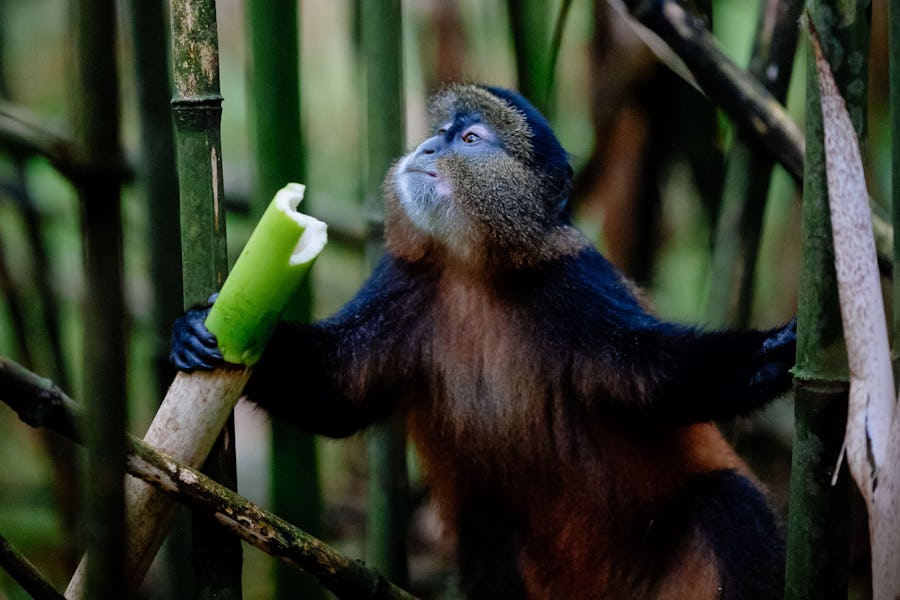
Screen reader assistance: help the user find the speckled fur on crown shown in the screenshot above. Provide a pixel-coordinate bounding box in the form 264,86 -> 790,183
427,84 -> 534,163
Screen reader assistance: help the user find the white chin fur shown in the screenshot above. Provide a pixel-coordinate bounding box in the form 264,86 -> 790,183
397,161 -> 444,234
395,158 -> 473,261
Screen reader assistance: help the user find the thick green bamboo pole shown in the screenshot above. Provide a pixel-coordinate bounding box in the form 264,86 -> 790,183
707,0 -> 803,328
507,0 -> 551,110
170,0 -> 228,304
168,1 -> 242,596
784,2 -> 871,597
360,0 -> 409,586
70,0 -> 127,597
245,1 -> 326,598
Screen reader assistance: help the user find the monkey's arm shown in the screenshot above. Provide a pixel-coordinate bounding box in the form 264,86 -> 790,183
548,249 -> 795,424
170,256 -> 433,437
608,319 -> 796,424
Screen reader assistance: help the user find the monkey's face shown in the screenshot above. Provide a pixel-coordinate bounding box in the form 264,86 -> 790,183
386,84 -> 575,268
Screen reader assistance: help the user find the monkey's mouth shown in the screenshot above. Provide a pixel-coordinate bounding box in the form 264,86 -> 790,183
405,166 -> 437,178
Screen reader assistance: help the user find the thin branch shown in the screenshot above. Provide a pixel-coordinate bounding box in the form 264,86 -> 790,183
0,533 -> 65,600
0,101 -> 130,182
126,438 -> 417,600
0,356 -> 83,441
0,356 -> 419,600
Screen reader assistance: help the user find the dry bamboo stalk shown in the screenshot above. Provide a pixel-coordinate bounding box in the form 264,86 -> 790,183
811,24 -> 900,600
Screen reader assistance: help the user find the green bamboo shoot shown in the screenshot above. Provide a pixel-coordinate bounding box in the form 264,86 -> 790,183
205,184 -> 326,365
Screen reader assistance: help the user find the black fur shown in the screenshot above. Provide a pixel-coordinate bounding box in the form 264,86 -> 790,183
685,470 -> 786,600
457,495 -> 528,600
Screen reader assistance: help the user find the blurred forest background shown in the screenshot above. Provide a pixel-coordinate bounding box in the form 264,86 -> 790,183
0,0 -> 893,598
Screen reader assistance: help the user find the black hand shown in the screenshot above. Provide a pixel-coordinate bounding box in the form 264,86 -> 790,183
750,318 -> 796,392
169,298 -> 223,372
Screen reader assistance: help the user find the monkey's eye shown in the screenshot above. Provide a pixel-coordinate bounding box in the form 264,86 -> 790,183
462,131 -> 481,144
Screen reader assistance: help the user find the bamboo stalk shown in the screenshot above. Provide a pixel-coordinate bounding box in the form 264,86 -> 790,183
809,16 -> 900,598
125,0 -> 183,387
165,1 -> 244,595
245,1 -> 326,597
625,0 -> 805,181
0,233 -> 33,366
68,0 -> 128,597
544,0 -> 574,105
127,439 -> 419,600
507,0 -> 551,110
169,0 -> 228,306
619,0 -> 896,266
360,0 -> 409,586
783,3 -> 870,596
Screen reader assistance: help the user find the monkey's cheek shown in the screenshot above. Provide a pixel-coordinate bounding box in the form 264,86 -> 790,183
435,179 -> 452,198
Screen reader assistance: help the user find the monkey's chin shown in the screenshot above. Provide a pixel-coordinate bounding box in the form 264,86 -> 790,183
396,171 -> 452,235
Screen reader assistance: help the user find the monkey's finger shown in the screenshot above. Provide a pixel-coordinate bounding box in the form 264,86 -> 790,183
183,332 -> 223,360
179,307 -> 219,348
170,344 -> 220,372
761,318 -> 797,357
186,316 -> 219,348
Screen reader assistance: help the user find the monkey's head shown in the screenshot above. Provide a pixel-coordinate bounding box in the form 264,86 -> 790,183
385,84 -> 586,269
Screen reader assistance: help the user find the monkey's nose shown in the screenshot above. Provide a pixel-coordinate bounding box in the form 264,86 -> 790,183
415,135 -> 442,156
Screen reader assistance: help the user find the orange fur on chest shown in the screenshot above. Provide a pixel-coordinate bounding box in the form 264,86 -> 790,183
403,270 -> 755,598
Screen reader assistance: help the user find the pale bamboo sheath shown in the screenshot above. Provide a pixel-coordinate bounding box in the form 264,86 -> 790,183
813,28 -> 900,600
65,368 -> 251,598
